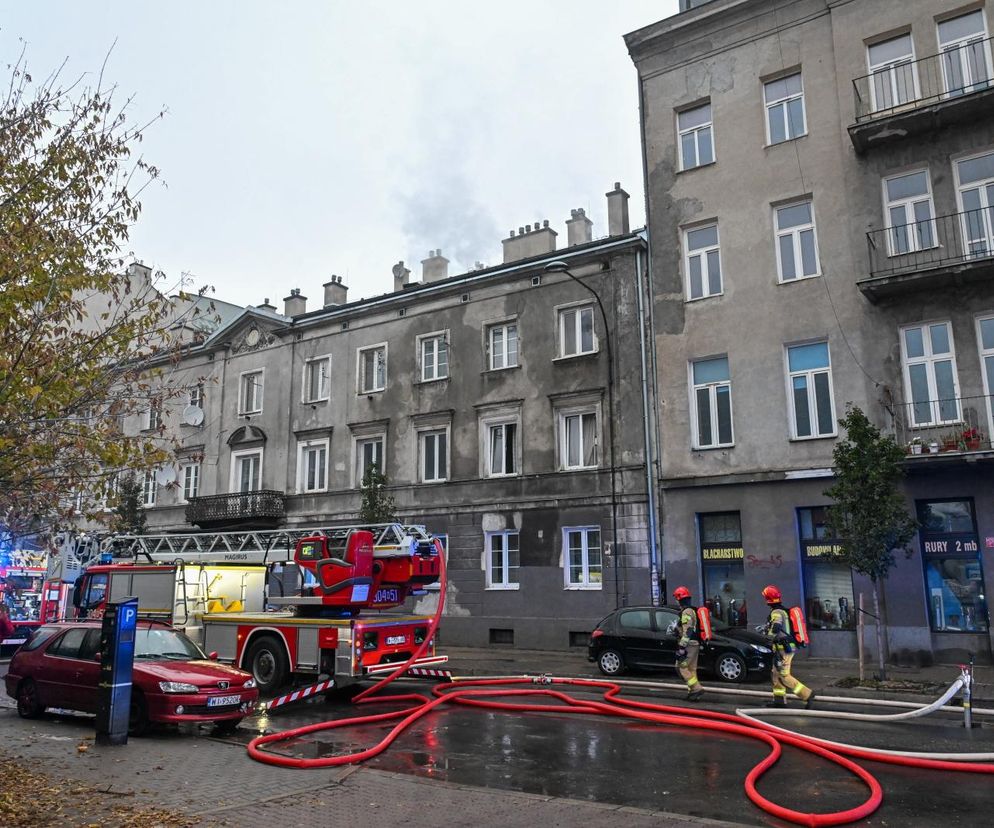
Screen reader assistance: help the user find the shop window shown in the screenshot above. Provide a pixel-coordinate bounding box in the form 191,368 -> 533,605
798,506 -> 855,631
699,512 -> 747,627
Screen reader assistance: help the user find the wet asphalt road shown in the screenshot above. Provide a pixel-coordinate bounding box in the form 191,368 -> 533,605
226,682 -> 994,827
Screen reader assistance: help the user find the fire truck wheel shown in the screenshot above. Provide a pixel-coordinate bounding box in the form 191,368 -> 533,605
16,679 -> 43,719
597,649 -> 625,676
245,635 -> 289,694
714,651 -> 747,683
128,690 -> 150,737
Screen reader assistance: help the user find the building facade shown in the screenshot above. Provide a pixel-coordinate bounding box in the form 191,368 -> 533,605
627,0 -> 994,663
132,188 -> 659,650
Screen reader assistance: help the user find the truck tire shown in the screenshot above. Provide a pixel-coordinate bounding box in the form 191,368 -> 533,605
245,635 -> 290,695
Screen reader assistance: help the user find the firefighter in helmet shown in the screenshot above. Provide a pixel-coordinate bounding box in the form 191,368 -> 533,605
761,584 -> 815,708
673,586 -> 704,701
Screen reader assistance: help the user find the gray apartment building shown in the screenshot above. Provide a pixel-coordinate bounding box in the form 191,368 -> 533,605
132,187 -> 659,650
627,0 -> 994,662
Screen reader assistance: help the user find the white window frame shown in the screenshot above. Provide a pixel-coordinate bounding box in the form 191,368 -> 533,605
486,320 -> 519,370
774,199 -> 821,282
900,321 -> 962,427
690,356 -> 734,449
297,437 -> 330,494
563,526 -> 603,590
230,448 -> 263,493
485,530 -> 520,590
938,9 -> 993,98
357,343 -> 388,394
238,370 -> 264,415
677,102 -> 714,171
785,341 -> 837,440
763,72 -> 807,145
353,433 -> 386,487
683,223 -> 723,301
976,313 -> 994,438
418,331 -> 449,383
867,33 -> 919,113
141,470 -> 157,507
418,426 -> 450,483
479,407 -> 521,478
883,169 -> 937,256
556,302 -> 597,359
954,149 -> 994,259
144,400 -> 162,431
179,461 -> 200,503
556,405 -> 600,470
302,355 -> 331,403
189,384 -> 204,410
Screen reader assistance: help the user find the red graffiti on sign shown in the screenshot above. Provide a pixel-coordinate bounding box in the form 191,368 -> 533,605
746,554 -> 783,569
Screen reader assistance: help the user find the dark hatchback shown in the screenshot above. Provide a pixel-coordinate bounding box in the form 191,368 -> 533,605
587,605 -> 772,682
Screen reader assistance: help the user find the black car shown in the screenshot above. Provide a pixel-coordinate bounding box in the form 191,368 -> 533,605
587,605 -> 772,682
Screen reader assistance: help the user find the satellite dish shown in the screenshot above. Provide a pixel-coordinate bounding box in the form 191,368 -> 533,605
155,466 -> 177,486
182,405 -> 205,426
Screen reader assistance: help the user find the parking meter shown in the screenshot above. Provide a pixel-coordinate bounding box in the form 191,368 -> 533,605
95,597 -> 139,746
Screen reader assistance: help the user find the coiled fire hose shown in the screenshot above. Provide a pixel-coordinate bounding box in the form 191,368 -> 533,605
248,550 -> 994,827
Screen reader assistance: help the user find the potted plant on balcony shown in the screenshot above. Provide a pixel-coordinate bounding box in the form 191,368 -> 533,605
908,436 -> 925,455
961,427 -> 983,451
941,433 -> 960,451
928,439 -> 941,454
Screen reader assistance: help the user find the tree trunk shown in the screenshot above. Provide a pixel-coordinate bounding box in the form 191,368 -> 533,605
857,592 -> 865,683
873,580 -> 887,681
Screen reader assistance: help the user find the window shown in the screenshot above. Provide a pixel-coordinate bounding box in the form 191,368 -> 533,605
49,627 -> 89,658
764,73 -> 806,144
684,224 -> 722,300
691,356 -> 733,448
239,370 -> 263,414
486,422 -> 518,476
775,200 -> 820,281
918,499 -> 989,633
677,103 -> 714,170
189,384 -> 204,410
297,438 -> 329,493
355,435 -> 385,486
419,429 -> 448,482
956,151 -> 994,258
786,341 -> 835,438
304,356 -> 330,403
867,33 -> 917,112
558,408 -> 598,470
487,321 -> 518,370
558,305 -> 595,357
180,462 -> 200,502
699,512 -> 746,628
564,526 -> 602,588
142,470 -> 156,507
144,400 -> 162,431
358,344 -> 387,393
231,449 -> 262,492
938,10 -> 993,97
978,315 -> 994,436
901,322 -> 960,426
798,507 -> 855,631
486,531 -> 519,589
884,170 -> 936,255
418,332 -> 448,382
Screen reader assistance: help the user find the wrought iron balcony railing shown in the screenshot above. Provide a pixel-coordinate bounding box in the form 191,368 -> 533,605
853,36 -> 994,123
893,394 -> 993,455
185,490 -> 286,527
866,209 -> 994,280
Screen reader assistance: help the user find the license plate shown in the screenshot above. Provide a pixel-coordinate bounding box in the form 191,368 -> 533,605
374,588 -> 400,604
385,635 -> 406,645
207,694 -> 241,708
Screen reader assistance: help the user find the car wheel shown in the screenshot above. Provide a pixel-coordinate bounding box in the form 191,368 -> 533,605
245,635 -> 290,695
597,649 -> 625,677
213,717 -> 243,736
128,690 -> 150,737
714,651 -> 747,683
16,679 -> 43,719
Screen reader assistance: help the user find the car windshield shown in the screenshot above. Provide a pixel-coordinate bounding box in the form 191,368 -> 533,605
133,627 -> 205,661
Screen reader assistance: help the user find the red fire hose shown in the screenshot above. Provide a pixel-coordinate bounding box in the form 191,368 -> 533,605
247,551 -> 993,826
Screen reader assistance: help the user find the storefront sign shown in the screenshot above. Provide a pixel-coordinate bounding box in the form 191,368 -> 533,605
922,534 -> 979,555
702,546 -> 744,561
802,542 -> 843,558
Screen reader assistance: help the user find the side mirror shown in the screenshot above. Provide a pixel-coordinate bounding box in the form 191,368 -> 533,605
208,651 -> 219,661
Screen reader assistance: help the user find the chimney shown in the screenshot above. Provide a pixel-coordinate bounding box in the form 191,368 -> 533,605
127,262 -> 152,282
257,297 -> 276,312
501,219 -> 557,264
392,261 -> 411,292
323,274 -> 348,307
566,208 -> 593,247
606,182 -> 630,236
283,288 -> 307,317
421,249 -> 450,283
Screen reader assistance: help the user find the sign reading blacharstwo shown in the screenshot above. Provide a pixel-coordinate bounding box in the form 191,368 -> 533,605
702,546 -> 744,561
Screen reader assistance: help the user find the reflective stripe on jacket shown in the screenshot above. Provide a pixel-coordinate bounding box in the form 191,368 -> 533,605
678,607 -> 698,647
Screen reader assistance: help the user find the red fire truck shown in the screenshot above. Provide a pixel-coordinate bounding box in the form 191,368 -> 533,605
65,524 -> 446,693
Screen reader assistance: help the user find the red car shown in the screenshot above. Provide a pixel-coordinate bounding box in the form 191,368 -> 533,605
4,620 -> 259,735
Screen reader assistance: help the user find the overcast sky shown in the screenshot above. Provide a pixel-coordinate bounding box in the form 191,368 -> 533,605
2,1 -> 677,308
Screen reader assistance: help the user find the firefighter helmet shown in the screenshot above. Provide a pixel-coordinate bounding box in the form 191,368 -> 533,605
762,585 -> 782,604
672,585 -> 692,601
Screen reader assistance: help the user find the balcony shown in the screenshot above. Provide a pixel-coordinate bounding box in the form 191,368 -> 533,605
185,490 -> 286,530
893,394 -> 994,461
860,210 -> 994,302
849,37 -> 994,153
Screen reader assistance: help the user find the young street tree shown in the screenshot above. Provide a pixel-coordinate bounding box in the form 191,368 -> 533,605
0,55 -> 206,544
824,405 -> 918,680
110,473 -> 147,535
358,464 -> 397,524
